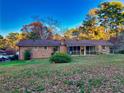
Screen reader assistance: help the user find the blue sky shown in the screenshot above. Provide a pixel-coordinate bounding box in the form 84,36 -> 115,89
0,0 -> 123,36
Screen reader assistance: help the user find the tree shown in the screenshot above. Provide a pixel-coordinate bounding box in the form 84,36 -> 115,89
32,16 -> 62,34
64,28 -> 80,40
96,1 -> 124,37
0,35 -> 5,49
5,32 -> 26,50
0,39 -> 7,49
79,14 -> 97,39
16,32 -> 27,41
78,14 -> 109,40
117,31 -> 124,52
21,22 -> 52,40
0,35 -> 3,39
41,16 -> 61,34
52,34 -> 63,40
0,32 -> 26,50
5,33 -> 20,49
78,1 -> 124,40
110,31 -> 124,53
79,26 -> 110,40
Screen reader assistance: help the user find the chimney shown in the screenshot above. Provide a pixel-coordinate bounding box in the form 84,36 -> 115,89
60,38 -> 65,46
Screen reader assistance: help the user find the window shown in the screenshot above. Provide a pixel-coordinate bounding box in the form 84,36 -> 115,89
102,46 -> 106,50
44,46 -> 47,49
52,46 -> 59,55
53,46 -> 59,52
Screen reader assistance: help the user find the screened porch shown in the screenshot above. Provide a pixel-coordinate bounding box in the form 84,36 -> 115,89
67,46 -> 96,55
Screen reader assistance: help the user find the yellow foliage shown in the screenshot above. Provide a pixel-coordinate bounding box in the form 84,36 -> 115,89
104,16 -> 108,19
65,26 -> 112,40
110,1 -> 124,8
0,39 -> 6,49
5,32 -> 27,50
90,26 -> 110,40
52,34 -> 63,40
79,33 -> 89,40
89,9 -> 98,16
64,29 -> 79,39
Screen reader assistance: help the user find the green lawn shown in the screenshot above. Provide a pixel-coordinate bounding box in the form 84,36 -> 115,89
0,54 -> 124,93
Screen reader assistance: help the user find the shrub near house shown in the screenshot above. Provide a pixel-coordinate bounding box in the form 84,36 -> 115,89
50,52 -> 72,63
24,50 -> 31,60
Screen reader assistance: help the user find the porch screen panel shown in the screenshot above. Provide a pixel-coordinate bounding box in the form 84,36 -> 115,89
86,46 -> 96,54
68,46 -> 80,55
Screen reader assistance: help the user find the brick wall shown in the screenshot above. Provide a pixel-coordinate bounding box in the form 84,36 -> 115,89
96,45 -> 110,54
19,45 -> 110,60
19,46 -> 54,60
60,45 -> 67,53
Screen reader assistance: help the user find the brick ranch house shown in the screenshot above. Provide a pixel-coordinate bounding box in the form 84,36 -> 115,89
17,39 -> 113,60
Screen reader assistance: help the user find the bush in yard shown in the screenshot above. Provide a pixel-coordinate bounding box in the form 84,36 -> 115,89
50,52 -> 72,63
9,55 -> 18,60
118,50 -> 124,54
24,50 -> 31,60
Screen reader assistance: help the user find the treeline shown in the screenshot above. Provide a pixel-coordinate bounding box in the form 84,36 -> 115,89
0,1 -> 124,51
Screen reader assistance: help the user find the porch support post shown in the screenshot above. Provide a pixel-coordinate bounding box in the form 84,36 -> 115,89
84,46 -> 86,55
80,46 -> 81,55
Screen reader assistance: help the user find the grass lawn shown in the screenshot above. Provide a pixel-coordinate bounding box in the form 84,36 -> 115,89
0,54 -> 124,93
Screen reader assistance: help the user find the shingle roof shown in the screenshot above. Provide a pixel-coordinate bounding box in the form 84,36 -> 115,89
65,40 -> 113,46
17,39 -> 113,47
0,50 -> 5,53
17,40 -> 61,47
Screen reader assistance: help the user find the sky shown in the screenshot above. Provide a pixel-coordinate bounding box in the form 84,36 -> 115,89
0,0 -> 124,36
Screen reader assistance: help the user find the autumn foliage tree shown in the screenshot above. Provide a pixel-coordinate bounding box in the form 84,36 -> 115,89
5,33 -> 26,50
65,14 -> 110,40
65,26 -> 110,40
64,28 -> 80,40
0,35 -> 6,49
52,34 -> 63,40
65,1 -> 124,40
79,14 -> 110,40
94,1 -> 124,37
0,35 -> 3,39
21,22 -> 52,40
0,33 -> 26,50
